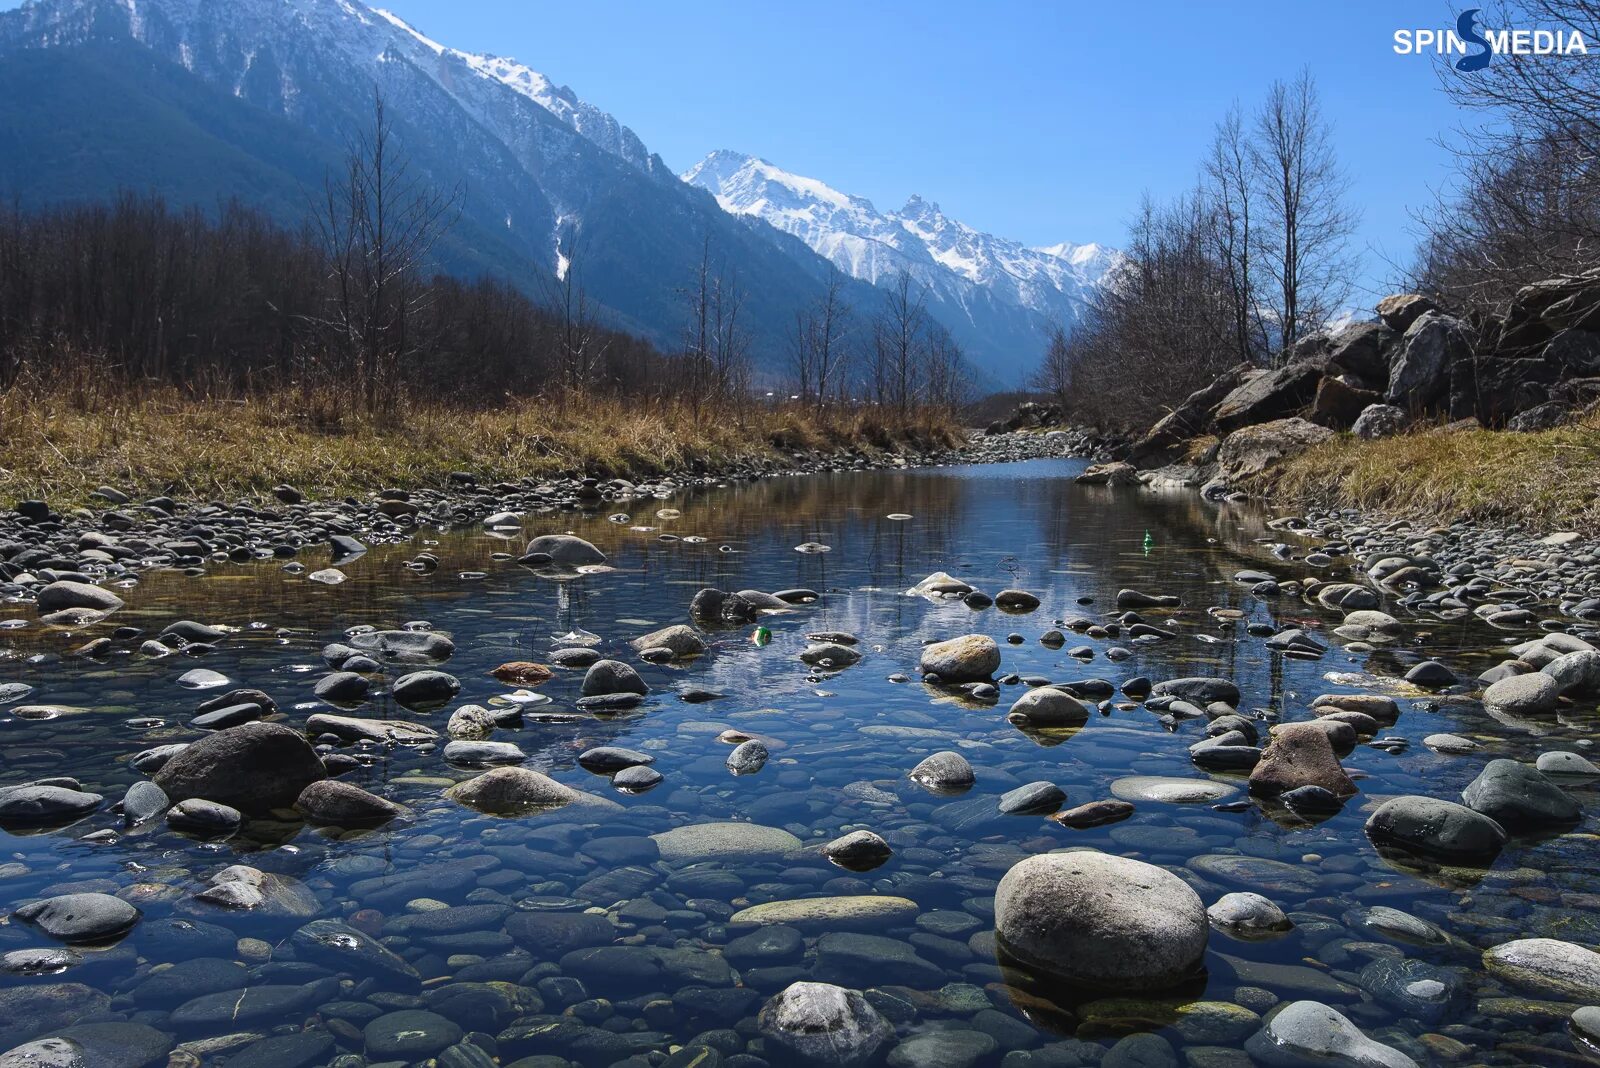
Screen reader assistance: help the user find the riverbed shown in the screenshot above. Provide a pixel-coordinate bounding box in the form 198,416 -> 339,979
0,457 -> 1596,1067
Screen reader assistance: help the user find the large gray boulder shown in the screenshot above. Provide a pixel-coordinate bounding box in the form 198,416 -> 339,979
13,893 -> 141,945
1484,672 -> 1559,717
1483,938 -> 1600,1001
35,581 -> 124,616
444,767 -> 618,815
1386,311 -> 1471,411
522,534 -> 606,567
1006,687 -> 1090,727
1351,403 -> 1408,440
1244,1000 -> 1419,1067
1462,759 -> 1581,831
1127,363 -> 1255,465
1364,795 -> 1508,863
1543,649 -> 1600,695
629,624 -> 705,659
1376,293 -> 1438,332
153,722 -> 325,815
1212,362 -> 1327,433
758,982 -> 891,1067
918,634 -> 1001,682
1322,319 -> 1395,382
1215,418 -> 1334,485
994,852 -> 1208,991
295,781 -> 402,827
908,751 -> 975,793
390,670 -> 460,709
581,660 -> 648,697
347,630 -> 454,663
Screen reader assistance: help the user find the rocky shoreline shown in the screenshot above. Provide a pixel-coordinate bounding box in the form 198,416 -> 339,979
0,427 -> 1106,599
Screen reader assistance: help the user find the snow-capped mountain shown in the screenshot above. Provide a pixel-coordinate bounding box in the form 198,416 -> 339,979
0,0 -> 871,371
684,150 -> 1116,381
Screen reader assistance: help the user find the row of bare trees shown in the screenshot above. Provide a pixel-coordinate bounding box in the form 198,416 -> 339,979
1032,71 -> 1358,430
787,267 -> 971,416
0,189 -> 684,408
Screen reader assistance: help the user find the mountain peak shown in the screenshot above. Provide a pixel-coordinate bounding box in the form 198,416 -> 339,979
683,149 -> 1116,384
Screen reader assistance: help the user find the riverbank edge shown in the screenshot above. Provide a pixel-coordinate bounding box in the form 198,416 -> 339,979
1065,416 -> 1597,536
0,385 -> 1113,516
2,397 -> 1112,531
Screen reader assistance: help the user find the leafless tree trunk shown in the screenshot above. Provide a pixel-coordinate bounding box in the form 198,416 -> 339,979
545,227 -> 607,404
709,263 -> 750,404
1253,71 -> 1357,359
788,267 -> 852,414
311,89 -> 460,413
879,269 -> 927,418
1029,320 -> 1076,409
1204,103 -> 1268,363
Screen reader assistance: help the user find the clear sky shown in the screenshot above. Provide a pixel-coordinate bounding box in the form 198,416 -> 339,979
5,0 -> 1481,301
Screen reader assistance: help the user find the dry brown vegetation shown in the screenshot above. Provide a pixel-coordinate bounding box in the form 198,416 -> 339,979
1259,417 -> 1600,529
0,375 -> 962,508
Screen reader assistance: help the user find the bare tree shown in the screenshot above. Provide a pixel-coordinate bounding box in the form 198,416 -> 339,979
1029,320 -> 1076,409
1204,102 -> 1268,363
681,235 -> 713,419
709,261 -> 750,402
877,269 -> 928,417
545,226 -> 607,402
922,323 -> 969,411
1253,71 -> 1357,358
1042,191 -> 1241,431
312,89 -> 459,412
1420,1 -> 1600,308
788,267 -> 852,413
1443,1 -> 1600,157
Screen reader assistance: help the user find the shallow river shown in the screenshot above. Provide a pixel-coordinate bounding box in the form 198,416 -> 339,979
1,458 -> 1594,1067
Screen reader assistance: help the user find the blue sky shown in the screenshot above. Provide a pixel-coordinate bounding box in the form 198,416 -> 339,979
366,0 -> 1474,302
4,0 -> 1480,300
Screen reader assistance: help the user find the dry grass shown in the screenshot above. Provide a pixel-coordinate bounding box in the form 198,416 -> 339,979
0,385 -> 963,508
1260,412 -> 1600,530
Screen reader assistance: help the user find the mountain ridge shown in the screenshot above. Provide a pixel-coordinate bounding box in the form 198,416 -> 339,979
683,149 -> 1117,382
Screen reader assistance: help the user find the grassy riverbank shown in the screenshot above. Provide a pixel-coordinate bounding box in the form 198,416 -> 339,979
1260,414 -> 1600,530
0,386 -> 963,508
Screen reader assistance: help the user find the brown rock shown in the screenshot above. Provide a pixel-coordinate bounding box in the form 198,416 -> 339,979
1075,462 -> 1138,486
490,661 -> 554,684
1310,376 -> 1382,429
1310,693 -> 1399,726
1249,721 -> 1357,799
1051,799 -> 1134,828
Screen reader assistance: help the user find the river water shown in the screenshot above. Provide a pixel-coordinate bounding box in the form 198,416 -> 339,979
0,457 -> 1593,1066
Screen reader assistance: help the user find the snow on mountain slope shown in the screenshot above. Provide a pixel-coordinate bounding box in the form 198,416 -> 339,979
369,8 -> 656,174
683,150 -> 1116,355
